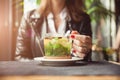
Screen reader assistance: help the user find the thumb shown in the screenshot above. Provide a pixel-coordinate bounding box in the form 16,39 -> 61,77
71,30 -> 79,34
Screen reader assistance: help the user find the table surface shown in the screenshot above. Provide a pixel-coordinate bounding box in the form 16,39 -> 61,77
1,61 -> 120,80
0,60 -> 120,76
0,76 -> 120,80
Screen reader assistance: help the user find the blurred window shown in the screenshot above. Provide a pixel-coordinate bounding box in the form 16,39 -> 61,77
24,0 -> 38,14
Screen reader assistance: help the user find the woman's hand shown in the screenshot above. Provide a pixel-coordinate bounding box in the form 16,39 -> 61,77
70,31 -> 92,58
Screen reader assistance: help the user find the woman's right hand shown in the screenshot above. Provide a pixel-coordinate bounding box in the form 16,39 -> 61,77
70,31 -> 92,58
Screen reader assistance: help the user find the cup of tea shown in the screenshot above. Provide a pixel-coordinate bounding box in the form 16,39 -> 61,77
43,33 -> 72,59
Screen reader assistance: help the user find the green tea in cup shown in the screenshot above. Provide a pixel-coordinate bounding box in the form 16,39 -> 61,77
44,33 -> 72,59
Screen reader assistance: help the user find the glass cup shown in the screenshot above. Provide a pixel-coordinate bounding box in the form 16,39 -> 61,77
43,33 -> 72,59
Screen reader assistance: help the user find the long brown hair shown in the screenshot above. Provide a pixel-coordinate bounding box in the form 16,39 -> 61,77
66,0 -> 84,22
39,0 -> 84,22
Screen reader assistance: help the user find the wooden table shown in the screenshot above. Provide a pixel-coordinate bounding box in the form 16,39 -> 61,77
0,76 -> 120,80
0,61 -> 120,80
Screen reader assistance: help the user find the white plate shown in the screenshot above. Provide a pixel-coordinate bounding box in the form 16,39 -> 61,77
34,57 -> 83,66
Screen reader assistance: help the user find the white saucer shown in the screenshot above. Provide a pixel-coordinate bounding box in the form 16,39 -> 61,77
34,57 -> 83,66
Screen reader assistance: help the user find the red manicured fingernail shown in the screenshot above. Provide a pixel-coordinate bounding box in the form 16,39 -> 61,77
70,34 -> 75,39
72,49 -> 76,53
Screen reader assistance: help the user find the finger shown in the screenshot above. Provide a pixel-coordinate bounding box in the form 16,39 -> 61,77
71,31 -> 79,34
71,30 -> 92,43
76,35 -> 92,43
72,44 -> 88,53
73,39 -> 92,49
73,39 -> 83,46
72,49 -> 86,58
73,39 -> 90,47
76,52 -> 86,58
70,34 -> 92,43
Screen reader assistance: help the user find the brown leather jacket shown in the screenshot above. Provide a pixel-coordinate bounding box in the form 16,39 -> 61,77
15,10 -> 92,61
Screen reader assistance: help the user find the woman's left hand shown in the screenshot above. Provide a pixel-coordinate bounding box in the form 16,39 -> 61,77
70,31 -> 92,58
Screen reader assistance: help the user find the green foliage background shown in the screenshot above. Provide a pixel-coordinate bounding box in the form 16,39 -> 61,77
84,0 -> 113,23
36,0 -> 41,5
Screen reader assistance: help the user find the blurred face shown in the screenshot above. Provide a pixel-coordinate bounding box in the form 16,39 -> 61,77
38,0 -> 66,15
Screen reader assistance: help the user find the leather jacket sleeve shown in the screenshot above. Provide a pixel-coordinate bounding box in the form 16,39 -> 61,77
81,14 -> 92,61
79,14 -> 92,61
68,13 -> 92,61
15,12 -> 33,59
